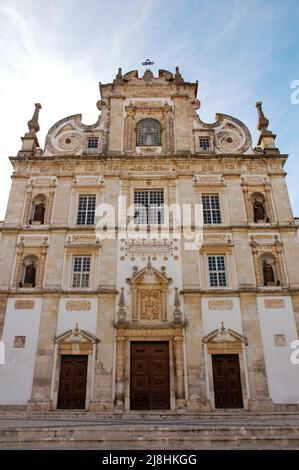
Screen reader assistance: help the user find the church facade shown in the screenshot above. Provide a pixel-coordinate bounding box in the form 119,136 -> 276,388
0,66 -> 299,413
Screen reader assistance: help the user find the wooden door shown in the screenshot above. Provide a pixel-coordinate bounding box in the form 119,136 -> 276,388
130,342 -> 170,410
57,355 -> 88,409
212,354 -> 243,409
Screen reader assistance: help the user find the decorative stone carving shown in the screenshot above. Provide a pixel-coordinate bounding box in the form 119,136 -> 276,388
139,290 -> 161,320
274,334 -> 286,347
208,299 -> 233,311
194,113 -> 252,154
15,300 -> 35,310
264,299 -> 285,309
13,336 -> 26,348
123,239 -> 175,258
66,300 -> 91,311
193,175 -> 225,185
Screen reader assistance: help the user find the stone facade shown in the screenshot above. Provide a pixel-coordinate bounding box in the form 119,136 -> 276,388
0,66 -> 299,412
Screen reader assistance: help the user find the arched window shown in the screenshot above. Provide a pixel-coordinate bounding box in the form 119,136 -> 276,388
136,118 -> 161,147
30,195 -> 46,224
261,253 -> 279,286
19,255 -> 38,288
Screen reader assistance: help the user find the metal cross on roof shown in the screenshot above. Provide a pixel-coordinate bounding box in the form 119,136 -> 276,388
141,58 -> 154,67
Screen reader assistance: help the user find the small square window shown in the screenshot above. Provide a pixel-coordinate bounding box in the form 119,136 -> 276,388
199,137 -> 210,150
87,138 -> 98,149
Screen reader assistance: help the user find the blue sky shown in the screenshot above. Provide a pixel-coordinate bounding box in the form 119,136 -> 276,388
0,0 -> 299,219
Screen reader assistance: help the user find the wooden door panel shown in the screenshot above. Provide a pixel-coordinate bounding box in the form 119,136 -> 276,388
212,354 -> 243,409
57,355 -> 88,409
130,342 -> 170,410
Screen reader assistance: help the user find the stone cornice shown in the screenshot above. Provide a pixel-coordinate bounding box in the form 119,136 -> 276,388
0,287 -> 118,296
9,153 -> 288,164
1,223 -> 298,234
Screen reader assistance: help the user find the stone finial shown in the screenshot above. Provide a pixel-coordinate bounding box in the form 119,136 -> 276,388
143,69 -> 154,80
119,287 -> 125,308
175,66 -> 181,79
27,103 -> 42,133
255,101 -> 278,151
174,287 -> 181,308
19,103 -> 42,155
256,101 -> 269,131
174,66 -> 184,83
116,67 -> 123,80
173,287 -> 183,323
117,287 -> 126,323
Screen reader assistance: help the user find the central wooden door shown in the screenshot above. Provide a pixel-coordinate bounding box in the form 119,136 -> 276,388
212,354 -> 243,409
130,342 -> 170,410
57,355 -> 88,409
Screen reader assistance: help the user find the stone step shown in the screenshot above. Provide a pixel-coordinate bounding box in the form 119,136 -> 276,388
1,434 -> 299,450
1,411 -> 299,420
1,422 -> 299,449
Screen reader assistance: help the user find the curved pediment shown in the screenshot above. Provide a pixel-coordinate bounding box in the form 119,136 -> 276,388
43,109 -> 108,156
194,112 -> 253,154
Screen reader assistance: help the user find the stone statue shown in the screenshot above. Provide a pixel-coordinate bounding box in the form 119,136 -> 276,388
33,202 -> 45,224
253,200 -> 266,222
24,262 -> 36,287
263,262 -> 275,286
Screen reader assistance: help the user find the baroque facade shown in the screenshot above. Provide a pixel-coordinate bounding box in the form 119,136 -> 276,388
0,66 -> 299,412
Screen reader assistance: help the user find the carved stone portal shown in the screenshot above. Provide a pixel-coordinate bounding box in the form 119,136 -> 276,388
128,258 -> 171,322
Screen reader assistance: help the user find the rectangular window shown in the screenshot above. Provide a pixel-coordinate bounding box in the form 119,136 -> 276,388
77,195 -> 96,225
134,189 -> 164,224
87,138 -> 98,149
202,194 -> 221,224
208,255 -> 227,287
72,256 -> 91,288
199,137 -> 210,150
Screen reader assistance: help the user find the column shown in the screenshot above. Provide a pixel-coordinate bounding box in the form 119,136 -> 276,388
275,246 -> 286,286
12,247 -> 24,287
44,189 -> 55,225
252,247 -> 262,286
264,186 -> 275,222
174,334 -> 185,410
22,188 -> 33,225
36,247 -> 47,289
242,185 -> 251,222
115,335 -> 126,409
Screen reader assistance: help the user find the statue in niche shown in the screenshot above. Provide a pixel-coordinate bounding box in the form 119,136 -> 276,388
253,199 -> 266,222
24,262 -> 36,287
263,261 -> 275,286
33,202 -> 45,224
